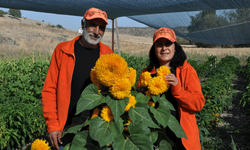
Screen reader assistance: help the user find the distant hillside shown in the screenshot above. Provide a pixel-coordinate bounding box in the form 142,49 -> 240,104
106,27 -> 157,37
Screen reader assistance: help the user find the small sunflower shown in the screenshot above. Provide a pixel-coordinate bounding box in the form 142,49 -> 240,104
91,107 -> 100,119
110,78 -> 131,99
156,66 -> 171,90
156,66 -> 171,79
94,54 -> 129,87
124,94 -> 137,111
128,67 -> 136,87
101,105 -> 114,122
31,139 -> 50,150
148,76 -> 167,95
147,101 -> 155,107
141,71 -> 152,87
90,68 -> 101,89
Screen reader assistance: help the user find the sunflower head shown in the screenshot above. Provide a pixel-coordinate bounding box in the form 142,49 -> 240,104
156,65 -> 171,79
90,68 -> 101,89
141,71 -> 152,87
110,78 -> 131,99
101,105 -> 114,122
31,139 -> 51,150
91,107 -> 100,119
128,67 -> 136,87
148,76 -> 168,95
124,94 -> 137,111
94,54 -> 129,87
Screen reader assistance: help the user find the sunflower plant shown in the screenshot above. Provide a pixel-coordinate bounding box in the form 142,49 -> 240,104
61,54 -> 187,150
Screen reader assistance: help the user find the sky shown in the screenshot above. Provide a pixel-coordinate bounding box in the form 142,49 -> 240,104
0,7 -> 148,31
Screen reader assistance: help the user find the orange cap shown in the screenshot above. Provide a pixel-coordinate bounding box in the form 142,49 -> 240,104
153,27 -> 177,43
83,7 -> 108,24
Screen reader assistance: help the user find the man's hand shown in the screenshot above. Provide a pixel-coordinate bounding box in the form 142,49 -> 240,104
165,73 -> 178,86
48,131 -> 62,150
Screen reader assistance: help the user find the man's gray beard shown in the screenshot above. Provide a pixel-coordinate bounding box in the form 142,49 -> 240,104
82,28 -> 103,45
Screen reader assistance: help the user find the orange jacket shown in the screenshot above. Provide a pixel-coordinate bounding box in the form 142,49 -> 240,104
137,60 -> 205,150
42,36 -> 113,133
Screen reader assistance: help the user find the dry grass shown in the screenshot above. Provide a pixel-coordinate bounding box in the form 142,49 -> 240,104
0,15 -> 250,64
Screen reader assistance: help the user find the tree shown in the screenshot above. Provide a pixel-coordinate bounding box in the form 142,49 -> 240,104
8,8 -> 21,18
0,9 -> 8,16
224,8 -> 250,24
188,10 -> 229,32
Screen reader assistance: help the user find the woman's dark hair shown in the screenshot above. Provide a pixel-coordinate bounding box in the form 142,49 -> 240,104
147,42 -> 187,72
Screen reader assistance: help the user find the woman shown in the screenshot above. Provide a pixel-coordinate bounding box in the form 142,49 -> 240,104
137,27 -> 205,150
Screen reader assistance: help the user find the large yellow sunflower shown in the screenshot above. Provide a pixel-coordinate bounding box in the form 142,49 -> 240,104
31,139 -> 50,150
141,71 -> 152,87
91,107 -> 100,119
101,105 -> 114,122
148,76 -> 167,95
124,94 -> 137,111
94,54 -> 129,87
157,66 -> 171,82
110,78 -> 131,99
128,67 -> 136,87
90,68 -> 101,89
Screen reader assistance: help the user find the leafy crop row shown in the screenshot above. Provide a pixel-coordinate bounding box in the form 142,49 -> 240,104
240,56 -> 250,113
0,52 -> 245,149
191,56 -> 242,148
0,54 -> 50,149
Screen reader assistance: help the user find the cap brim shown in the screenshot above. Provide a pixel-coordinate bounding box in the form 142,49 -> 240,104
85,16 -> 108,24
153,35 -> 176,43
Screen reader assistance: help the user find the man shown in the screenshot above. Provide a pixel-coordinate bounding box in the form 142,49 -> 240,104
42,7 -> 113,150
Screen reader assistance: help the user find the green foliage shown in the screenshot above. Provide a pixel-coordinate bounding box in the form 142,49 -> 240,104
188,10 -> 229,33
240,56 -> 250,113
56,24 -> 64,29
224,8 -> 250,24
0,54 -> 50,149
190,55 -> 242,149
64,83 -> 186,149
0,54 -> 50,103
8,8 -> 21,18
0,9 -> 8,15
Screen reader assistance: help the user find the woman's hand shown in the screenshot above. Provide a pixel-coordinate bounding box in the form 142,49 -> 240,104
165,73 -> 178,86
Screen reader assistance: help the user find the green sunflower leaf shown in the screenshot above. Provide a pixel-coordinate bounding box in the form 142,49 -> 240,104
70,130 -> 108,150
168,115 -> 187,139
135,92 -> 150,103
150,130 -> 158,143
158,140 -> 172,150
62,143 -> 70,150
76,84 -> 103,115
112,121 -> 153,150
89,117 -> 123,147
152,94 -> 160,103
160,95 -> 175,111
128,102 -> 160,129
150,98 -> 170,128
106,95 -> 128,122
62,112 -> 89,137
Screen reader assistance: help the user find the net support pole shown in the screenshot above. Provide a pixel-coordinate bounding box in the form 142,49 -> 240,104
115,18 -> 121,55
112,19 -> 114,52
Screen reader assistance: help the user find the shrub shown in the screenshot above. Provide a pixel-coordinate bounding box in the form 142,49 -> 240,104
8,8 -> 21,18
